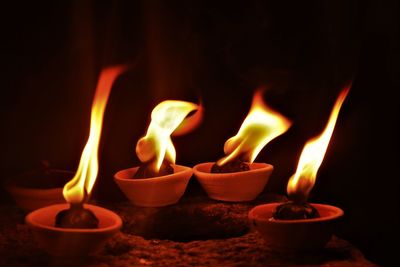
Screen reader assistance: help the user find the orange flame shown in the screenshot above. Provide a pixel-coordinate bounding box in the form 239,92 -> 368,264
217,90 -> 292,166
136,100 -> 202,172
63,65 -> 127,204
287,86 -> 350,202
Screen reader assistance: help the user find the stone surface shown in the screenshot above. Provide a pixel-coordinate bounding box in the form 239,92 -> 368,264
0,194 -> 377,267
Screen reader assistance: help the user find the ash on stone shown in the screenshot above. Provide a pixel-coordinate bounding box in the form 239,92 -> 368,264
117,196 -> 250,242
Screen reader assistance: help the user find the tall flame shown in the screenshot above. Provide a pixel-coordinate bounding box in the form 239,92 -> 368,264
136,100 -> 202,173
287,86 -> 350,202
63,65 -> 127,204
218,90 -> 292,166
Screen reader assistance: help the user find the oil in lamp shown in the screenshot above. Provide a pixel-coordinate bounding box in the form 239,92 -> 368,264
194,89 -> 292,201
25,65 -> 125,256
114,100 -> 202,207
248,86 -> 350,251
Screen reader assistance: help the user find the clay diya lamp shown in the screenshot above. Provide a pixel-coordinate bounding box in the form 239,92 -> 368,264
248,203 -> 343,252
115,164 -> 193,207
25,203 -> 122,257
193,162 -> 273,202
25,65 -> 126,256
249,86 -> 350,251
194,89 -> 292,201
115,99 -> 202,207
5,163 -> 73,211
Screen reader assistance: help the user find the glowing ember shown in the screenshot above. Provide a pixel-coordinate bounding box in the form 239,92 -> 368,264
287,86 -> 350,203
136,100 -> 202,175
216,89 -> 292,167
63,65 -> 127,205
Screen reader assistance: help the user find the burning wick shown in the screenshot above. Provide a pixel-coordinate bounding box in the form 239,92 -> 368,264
56,202 -> 99,229
56,65 -> 127,228
211,158 -> 250,173
273,201 -> 319,220
273,86 -> 350,220
212,89 -> 291,173
134,100 -> 202,179
134,161 -> 174,179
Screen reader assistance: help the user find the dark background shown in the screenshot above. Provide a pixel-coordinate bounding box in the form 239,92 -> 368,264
1,1 -> 399,265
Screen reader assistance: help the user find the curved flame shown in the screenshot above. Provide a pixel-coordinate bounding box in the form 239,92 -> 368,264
136,100 -> 201,172
172,102 -> 203,137
63,65 -> 127,204
217,90 -> 292,166
287,86 -> 350,202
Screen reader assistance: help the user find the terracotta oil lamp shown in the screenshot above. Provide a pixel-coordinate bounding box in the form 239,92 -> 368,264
5,162 -> 74,212
25,66 -> 125,257
249,86 -> 350,252
194,89 -> 292,201
114,100 -> 202,207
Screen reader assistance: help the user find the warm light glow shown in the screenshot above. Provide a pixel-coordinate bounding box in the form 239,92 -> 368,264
63,65 -> 127,204
287,86 -> 350,202
136,100 -> 202,172
217,90 -> 292,166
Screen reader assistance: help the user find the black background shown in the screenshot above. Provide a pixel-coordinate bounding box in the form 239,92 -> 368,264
1,1 -> 399,265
